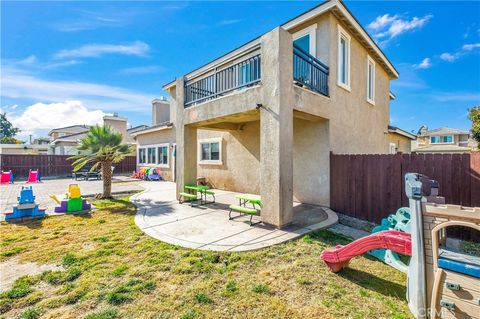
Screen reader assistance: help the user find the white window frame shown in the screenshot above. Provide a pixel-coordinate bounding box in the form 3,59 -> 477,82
292,23 -> 317,56
138,148 -> 146,164
389,143 -> 397,154
137,143 -> 170,168
430,136 -> 440,144
198,138 -> 222,165
442,135 -> 454,144
156,143 -> 170,168
367,55 -> 375,105
337,24 -> 351,91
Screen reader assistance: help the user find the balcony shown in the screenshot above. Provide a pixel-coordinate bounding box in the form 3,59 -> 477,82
184,51 -> 261,107
293,44 -> 329,97
183,42 -> 329,108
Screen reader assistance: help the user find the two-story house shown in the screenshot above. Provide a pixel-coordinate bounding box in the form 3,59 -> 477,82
136,0 -> 399,228
49,116 -> 146,155
412,126 -> 477,153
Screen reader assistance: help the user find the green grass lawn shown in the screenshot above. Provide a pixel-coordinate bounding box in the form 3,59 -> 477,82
0,197 -> 412,319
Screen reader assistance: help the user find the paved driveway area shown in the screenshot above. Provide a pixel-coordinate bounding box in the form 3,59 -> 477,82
0,177 -> 143,218
133,182 -> 338,251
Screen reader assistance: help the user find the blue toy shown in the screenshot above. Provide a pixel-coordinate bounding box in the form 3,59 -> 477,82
368,207 -> 411,273
5,186 -> 46,220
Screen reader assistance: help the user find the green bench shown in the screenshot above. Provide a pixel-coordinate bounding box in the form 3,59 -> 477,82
179,192 -> 199,206
184,184 -> 215,205
229,204 -> 259,226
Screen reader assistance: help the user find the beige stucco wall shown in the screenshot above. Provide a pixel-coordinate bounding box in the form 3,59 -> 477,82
293,118 -> 330,206
135,129 -> 175,181
197,122 -> 260,193
388,133 -> 412,153
290,12 -> 391,154
0,147 -> 48,155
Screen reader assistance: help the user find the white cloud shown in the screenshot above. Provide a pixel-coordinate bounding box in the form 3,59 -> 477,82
367,14 -> 398,31
1,65 -> 153,111
368,13 -> 433,46
119,65 -> 164,75
10,101 -> 106,138
439,43 -> 480,63
54,15 -> 123,32
54,41 -> 150,59
432,92 -> 480,102
462,43 -> 480,51
414,57 -> 432,69
440,52 -> 458,62
217,19 -> 242,26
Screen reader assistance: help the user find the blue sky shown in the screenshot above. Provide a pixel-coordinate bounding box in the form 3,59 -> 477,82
1,1 -> 479,139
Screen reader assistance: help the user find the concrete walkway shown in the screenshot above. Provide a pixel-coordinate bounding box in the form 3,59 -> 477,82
132,182 -> 338,252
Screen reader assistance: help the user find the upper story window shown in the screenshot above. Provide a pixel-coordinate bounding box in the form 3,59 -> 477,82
337,25 -> 351,91
367,56 -> 375,105
199,138 -> 222,165
442,135 -> 453,143
430,135 -> 454,144
292,24 -> 317,56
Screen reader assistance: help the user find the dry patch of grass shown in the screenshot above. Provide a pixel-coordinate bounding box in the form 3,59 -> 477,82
0,196 -> 412,319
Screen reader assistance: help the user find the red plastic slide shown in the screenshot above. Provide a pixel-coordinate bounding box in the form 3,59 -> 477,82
320,230 -> 412,273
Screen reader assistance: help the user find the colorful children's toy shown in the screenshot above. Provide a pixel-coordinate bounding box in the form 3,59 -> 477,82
1,170 -> 14,184
52,184 -> 91,213
27,169 -> 41,183
368,207 -> 411,273
5,186 -> 46,220
321,174 -> 480,319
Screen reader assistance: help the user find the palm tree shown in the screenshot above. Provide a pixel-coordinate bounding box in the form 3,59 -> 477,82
69,125 -> 132,199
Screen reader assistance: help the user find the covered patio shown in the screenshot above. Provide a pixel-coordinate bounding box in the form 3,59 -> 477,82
133,182 -> 337,251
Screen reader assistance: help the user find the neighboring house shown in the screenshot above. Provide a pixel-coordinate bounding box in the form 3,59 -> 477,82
132,98 -> 175,181
140,0 -> 399,228
412,126 -> 477,153
32,137 -> 50,145
388,125 -> 416,154
0,144 -> 49,155
49,115 -> 144,155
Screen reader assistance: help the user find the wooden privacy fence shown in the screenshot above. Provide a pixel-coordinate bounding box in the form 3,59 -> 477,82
0,155 -> 137,179
330,152 -> 480,224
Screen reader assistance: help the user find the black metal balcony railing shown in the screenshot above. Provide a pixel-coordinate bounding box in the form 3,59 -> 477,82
293,44 -> 329,96
184,55 -> 261,107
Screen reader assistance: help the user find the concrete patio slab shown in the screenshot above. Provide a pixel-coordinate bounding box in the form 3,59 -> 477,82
132,182 -> 338,251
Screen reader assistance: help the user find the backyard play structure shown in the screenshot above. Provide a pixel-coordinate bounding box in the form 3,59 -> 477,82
131,167 -> 161,181
5,186 -> 46,220
27,169 -> 41,183
321,173 -> 480,319
51,184 -> 91,213
1,170 -> 14,184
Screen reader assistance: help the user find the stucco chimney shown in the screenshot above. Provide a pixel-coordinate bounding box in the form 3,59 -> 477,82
151,97 -> 170,126
103,114 -> 128,142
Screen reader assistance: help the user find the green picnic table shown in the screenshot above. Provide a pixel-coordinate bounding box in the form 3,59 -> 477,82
184,184 -> 215,205
230,194 -> 262,226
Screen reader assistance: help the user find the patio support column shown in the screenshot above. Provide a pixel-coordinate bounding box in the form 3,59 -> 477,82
259,27 -> 294,228
173,77 -> 197,198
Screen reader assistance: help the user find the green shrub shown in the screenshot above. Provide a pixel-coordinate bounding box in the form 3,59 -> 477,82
194,293 -> 212,304
19,307 -> 41,319
111,264 -> 128,277
180,309 -> 198,319
84,308 -> 117,319
252,283 -> 270,294
225,280 -> 238,296
2,277 -> 34,299
62,253 -> 77,267
0,246 -> 26,257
